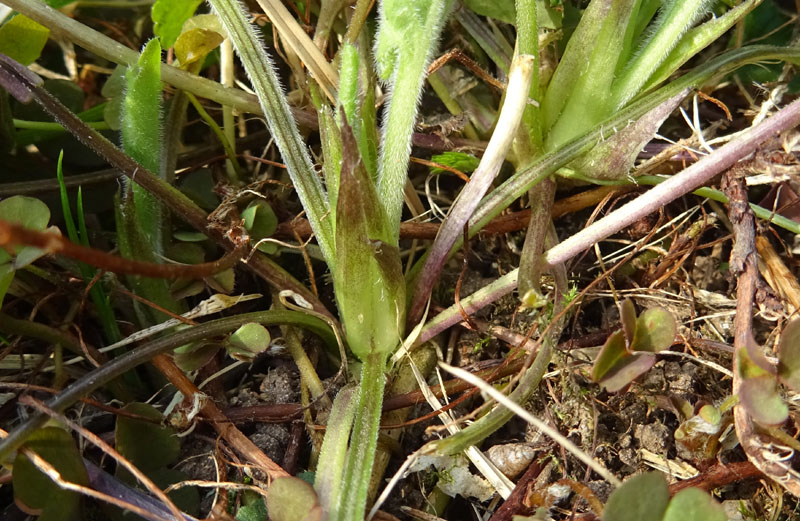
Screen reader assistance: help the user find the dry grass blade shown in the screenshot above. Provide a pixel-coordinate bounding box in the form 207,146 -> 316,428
252,0 -> 339,102
438,362 -> 623,488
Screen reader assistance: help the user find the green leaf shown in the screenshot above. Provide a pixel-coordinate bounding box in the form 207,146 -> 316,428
619,299 -> 636,346
0,194 -> 50,233
152,0 -> 204,48
0,195 -> 52,268
227,322 -> 271,361
174,27 -> 224,68
319,106 -> 342,235
642,0 -> 761,93
0,263 -> 15,309
777,317 -> 800,391
632,307 -> 677,352
462,0 -> 561,28
177,168 -> 220,211
598,353 -> 656,393
174,342 -> 220,372
663,487 -> 726,521
738,374 -> 788,426
266,476 -> 323,521
462,0 -> 515,23
148,467 -> 200,516
0,14 -> 49,66
333,121 -> 405,360
566,89 -> 686,181
43,0 -> 75,7
237,497 -> 268,521
173,230 -> 210,242
242,200 -> 279,254
543,0 -> 636,150
592,330 -> 627,382
430,151 -> 480,174
122,38 -> 166,252
13,427 -> 89,521
602,472 -> 669,521
116,402 -> 180,475
610,0 -> 711,109
101,65 -> 126,130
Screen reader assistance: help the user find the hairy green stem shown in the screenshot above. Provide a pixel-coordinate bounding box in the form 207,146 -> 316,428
335,352 -> 388,521
208,0 -> 334,262
375,0 -> 451,243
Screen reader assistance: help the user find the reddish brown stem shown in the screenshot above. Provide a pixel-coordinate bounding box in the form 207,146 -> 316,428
0,219 -> 246,279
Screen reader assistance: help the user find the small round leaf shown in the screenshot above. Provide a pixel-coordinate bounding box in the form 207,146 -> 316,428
632,307 -> 676,352
603,472 -> 669,521
227,323 -> 271,361
663,487 -> 726,521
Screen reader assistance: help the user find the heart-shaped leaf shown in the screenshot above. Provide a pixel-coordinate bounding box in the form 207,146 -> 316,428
266,476 -> 323,521
116,402 -> 180,476
242,200 -> 278,254
226,323 -> 271,361
13,427 -> 89,521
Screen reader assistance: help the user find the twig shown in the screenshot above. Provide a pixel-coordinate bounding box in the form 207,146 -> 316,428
0,219 -> 246,279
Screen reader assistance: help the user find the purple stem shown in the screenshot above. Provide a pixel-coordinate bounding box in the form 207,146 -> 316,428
543,96 -> 800,269
418,96 -> 800,344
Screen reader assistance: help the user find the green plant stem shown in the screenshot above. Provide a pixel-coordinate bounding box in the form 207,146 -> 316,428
283,326 -> 328,405
343,0 -> 373,44
635,175 -> 800,234
376,0 -> 450,243
0,310 -> 335,462
208,0 -> 333,262
335,352 -> 388,521
184,90 -> 242,185
13,118 -> 109,130
515,0 -> 541,150
220,38 -> 238,184
314,386 -> 356,516
518,177 -> 555,299
0,312 -> 95,359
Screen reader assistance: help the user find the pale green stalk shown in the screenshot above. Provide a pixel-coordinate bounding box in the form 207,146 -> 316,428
220,37 -> 239,184
374,0 -> 452,243
207,0 -> 332,262
334,353 -> 388,521
314,386 -> 356,518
